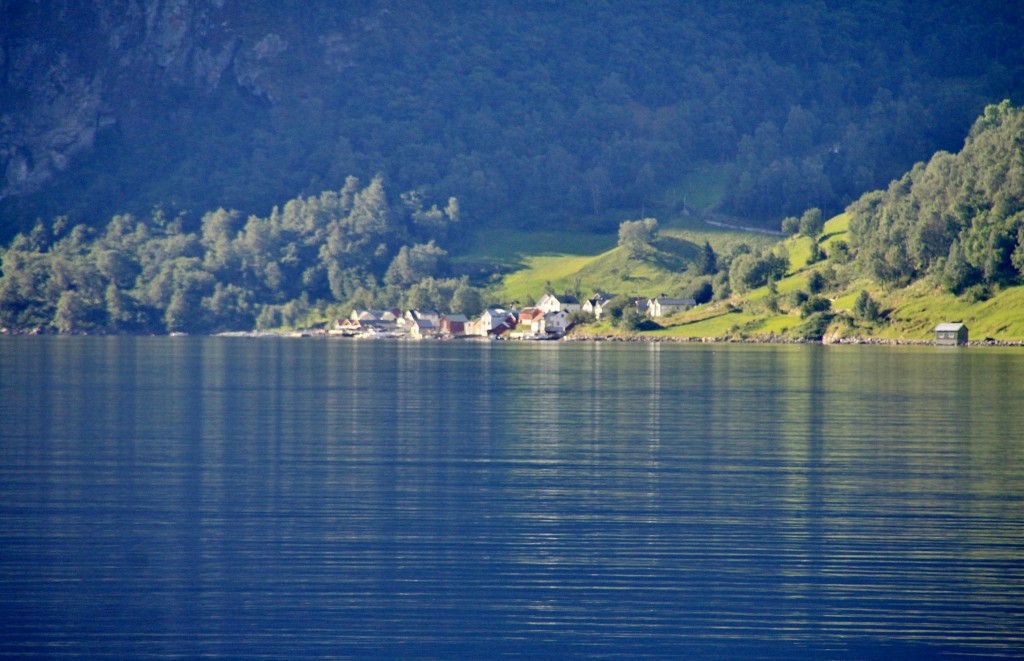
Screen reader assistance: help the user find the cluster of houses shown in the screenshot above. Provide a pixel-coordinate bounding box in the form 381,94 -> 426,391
333,292 -> 698,340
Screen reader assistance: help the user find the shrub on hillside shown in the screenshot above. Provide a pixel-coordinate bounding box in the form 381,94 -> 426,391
800,296 -> 832,318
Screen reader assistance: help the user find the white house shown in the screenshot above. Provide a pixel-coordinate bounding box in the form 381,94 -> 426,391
533,310 -> 571,335
648,296 -> 696,318
536,293 -> 581,314
582,293 -> 617,319
476,309 -> 516,336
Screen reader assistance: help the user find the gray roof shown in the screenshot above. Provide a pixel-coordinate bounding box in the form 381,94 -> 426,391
541,293 -> 579,304
935,322 -> 966,332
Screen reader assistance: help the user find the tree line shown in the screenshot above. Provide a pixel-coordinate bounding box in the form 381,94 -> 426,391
0,177 -> 484,334
846,101 -> 1024,299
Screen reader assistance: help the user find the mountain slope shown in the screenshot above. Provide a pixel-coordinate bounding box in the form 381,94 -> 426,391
1,90 -> 1023,339
847,100 -> 1024,293
2,0 -> 1022,239
505,103 -> 1024,342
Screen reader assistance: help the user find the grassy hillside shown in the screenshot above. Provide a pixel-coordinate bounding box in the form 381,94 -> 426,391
877,283 -> 1024,340
653,214 -> 1024,342
485,217 -> 774,305
490,212 -> 1024,342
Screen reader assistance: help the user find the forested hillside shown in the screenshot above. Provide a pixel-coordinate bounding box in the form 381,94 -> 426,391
3,102 -> 1022,337
0,176 -> 473,333
847,100 -> 1024,298
612,101 -> 1024,342
2,0 -> 1022,237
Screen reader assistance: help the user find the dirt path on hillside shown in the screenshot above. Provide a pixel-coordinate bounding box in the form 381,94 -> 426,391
700,211 -> 784,236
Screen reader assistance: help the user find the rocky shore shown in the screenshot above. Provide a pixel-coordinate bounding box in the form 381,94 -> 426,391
5,326 -> 1024,347
563,331 -> 1024,347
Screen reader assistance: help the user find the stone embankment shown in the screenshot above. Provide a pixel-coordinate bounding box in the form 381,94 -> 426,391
564,331 -> 1024,347
564,333 -> 815,344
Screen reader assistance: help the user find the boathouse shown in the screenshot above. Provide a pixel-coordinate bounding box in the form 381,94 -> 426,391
934,322 -> 969,346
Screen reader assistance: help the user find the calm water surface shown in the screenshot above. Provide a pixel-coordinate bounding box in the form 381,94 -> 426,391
1,337 -> 1023,658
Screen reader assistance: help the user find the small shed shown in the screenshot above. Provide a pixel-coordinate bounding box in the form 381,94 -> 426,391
934,322 -> 968,346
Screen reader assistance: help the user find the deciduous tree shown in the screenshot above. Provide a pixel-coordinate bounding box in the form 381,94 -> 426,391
618,218 -> 658,259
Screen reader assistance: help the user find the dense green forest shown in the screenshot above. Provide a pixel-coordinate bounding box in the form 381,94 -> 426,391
733,101 -> 1024,310
2,101 -> 1022,335
846,100 -> 1024,298
2,1 -> 1022,239
0,177 -> 476,333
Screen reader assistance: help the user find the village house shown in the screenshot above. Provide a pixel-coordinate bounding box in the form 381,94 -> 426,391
401,309 -> 441,328
934,322 -> 969,346
534,310 -> 572,335
352,309 -> 400,323
475,309 -> 517,336
509,306 -> 571,337
648,295 -> 696,318
333,317 -> 366,334
582,293 -> 616,319
518,307 -> 546,326
439,314 -> 468,336
536,293 -> 581,314
408,317 -> 437,340
336,309 -> 400,334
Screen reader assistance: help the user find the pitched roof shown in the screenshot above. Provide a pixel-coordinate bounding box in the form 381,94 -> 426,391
935,322 -> 966,332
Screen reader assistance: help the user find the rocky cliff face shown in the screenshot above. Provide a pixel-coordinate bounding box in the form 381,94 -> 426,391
0,0 -> 365,204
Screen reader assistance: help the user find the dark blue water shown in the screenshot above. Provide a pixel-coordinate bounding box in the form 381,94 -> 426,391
2,337 -> 1023,658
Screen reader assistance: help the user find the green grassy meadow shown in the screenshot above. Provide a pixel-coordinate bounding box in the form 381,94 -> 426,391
463,209 -> 1024,342
477,222 -> 773,305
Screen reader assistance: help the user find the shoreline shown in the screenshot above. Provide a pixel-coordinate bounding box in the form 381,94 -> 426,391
562,331 -> 1024,348
5,327 -> 1023,348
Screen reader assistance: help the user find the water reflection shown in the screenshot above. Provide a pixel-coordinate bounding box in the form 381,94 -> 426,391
1,338 -> 1022,658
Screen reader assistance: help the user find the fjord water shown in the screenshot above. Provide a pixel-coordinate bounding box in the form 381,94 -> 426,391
2,338 -> 1023,659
